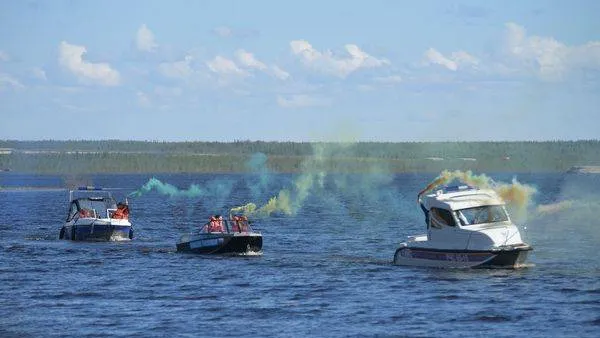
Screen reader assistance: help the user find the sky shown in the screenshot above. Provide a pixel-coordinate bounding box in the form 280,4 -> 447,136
0,0 -> 599,142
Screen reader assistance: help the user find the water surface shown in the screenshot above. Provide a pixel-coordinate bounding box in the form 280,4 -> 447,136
1,172 -> 599,337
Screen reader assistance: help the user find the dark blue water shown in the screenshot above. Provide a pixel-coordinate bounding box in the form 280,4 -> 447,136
1,172 -> 599,337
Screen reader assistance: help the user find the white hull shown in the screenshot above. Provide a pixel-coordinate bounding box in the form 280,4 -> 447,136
393,245 -> 531,269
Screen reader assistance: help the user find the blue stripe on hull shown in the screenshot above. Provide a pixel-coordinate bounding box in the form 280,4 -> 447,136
61,224 -> 133,241
394,246 -> 532,269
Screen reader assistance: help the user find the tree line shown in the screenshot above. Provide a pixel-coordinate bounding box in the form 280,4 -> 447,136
0,140 -> 599,173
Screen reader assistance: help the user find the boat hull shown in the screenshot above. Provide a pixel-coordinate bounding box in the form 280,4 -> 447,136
176,233 -> 262,255
393,245 -> 532,269
60,223 -> 133,241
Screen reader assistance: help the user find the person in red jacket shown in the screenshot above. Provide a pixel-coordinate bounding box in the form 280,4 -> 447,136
112,203 -> 129,219
208,215 -> 224,232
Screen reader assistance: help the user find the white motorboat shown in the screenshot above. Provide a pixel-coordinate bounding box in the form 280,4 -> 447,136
393,185 -> 532,268
59,186 -> 133,241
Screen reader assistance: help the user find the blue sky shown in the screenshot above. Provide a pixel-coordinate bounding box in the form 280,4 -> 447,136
1,0 -> 599,141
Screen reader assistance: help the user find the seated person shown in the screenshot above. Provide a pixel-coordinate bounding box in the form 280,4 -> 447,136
79,209 -> 93,218
111,203 -> 129,219
231,215 -> 247,232
208,215 -> 224,232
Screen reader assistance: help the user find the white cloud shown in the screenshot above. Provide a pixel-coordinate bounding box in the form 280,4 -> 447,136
0,50 -> 9,62
277,94 -> 329,108
0,73 -> 25,90
31,67 -> 47,81
235,49 -> 290,80
290,40 -> 389,78
206,56 -> 247,76
58,41 -> 120,86
503,22 -> 600,80
451,51 -> 480,67
159,55 -> 194,79
271,65 -> 290,80
424,48 -> 479,71
235,49 -> 267,71
136,24 -> 158,52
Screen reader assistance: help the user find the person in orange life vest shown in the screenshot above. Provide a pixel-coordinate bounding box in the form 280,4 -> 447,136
231,215 -> 241,232
209,215 -> 224,232
237,215 -> 248,232
112,203 -> 129,219
79,209 -> 92,217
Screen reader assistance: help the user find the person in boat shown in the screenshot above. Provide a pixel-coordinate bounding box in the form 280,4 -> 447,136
111,202 -> 129,219
79,208 -> 93,218
208,215 -> 224,232
231,215 -> 248,233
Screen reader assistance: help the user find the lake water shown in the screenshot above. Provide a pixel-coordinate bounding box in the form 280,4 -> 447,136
1,172 -> 599,337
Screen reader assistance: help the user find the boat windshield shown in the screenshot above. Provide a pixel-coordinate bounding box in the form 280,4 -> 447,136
455,205 -> 508,226
77,198 -> 116,218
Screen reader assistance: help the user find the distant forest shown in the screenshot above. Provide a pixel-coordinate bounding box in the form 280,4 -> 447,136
1,140 -> 599,174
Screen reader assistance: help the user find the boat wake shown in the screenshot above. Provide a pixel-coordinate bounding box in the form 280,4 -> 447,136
236,250 -> 263,257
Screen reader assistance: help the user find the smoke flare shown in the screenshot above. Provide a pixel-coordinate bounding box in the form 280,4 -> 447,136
418,170 -> 537,216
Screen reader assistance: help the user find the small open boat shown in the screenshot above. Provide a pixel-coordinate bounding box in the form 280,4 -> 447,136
176,214 -> 262,255
393,185 -> 532,268
59,186 -> 133,241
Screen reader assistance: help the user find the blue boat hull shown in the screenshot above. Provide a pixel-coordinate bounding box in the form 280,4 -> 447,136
176,233 -> 262,254
60,224 -> 133,241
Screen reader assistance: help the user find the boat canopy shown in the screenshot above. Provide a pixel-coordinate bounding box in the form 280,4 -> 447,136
422,186 -> 505,211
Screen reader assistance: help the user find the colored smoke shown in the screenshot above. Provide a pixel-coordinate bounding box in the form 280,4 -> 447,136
246,152 -> 271,199
419,170 -> 537,216
129,177 -> 234,207
129,178 -> 204,198
231,142 -> 399,219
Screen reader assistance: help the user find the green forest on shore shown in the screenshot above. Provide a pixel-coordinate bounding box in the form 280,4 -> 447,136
1,140 -> 599,174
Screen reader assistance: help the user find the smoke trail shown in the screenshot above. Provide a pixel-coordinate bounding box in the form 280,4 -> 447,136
230,141 -> 399,219
418,170 -> 537,216
129,177 -> 235,203
129,178 -> 204,198
246,152 -> 271,199
233,174 -> 320,217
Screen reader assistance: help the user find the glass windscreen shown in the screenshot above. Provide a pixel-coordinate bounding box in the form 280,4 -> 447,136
455,205 -> 508,226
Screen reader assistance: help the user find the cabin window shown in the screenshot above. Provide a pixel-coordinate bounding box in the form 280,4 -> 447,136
430,207 -> 456,227
456,205 -> 508,225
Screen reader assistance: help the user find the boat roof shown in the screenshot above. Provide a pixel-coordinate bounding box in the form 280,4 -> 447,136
422,185 -> 505,211
69,186 -> 115,202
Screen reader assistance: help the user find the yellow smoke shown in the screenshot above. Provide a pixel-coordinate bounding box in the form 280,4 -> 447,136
418,170 -> 492,199
495,178 -> 537,214
231,174 -> 319,217
230,142 -> 343,217
419,170 -> 537,214
257,189 -> 293,216
230,203 -> 257,215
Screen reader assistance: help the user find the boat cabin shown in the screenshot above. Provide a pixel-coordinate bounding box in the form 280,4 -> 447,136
66,187 -> 127,221
419,185 -> 512,248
